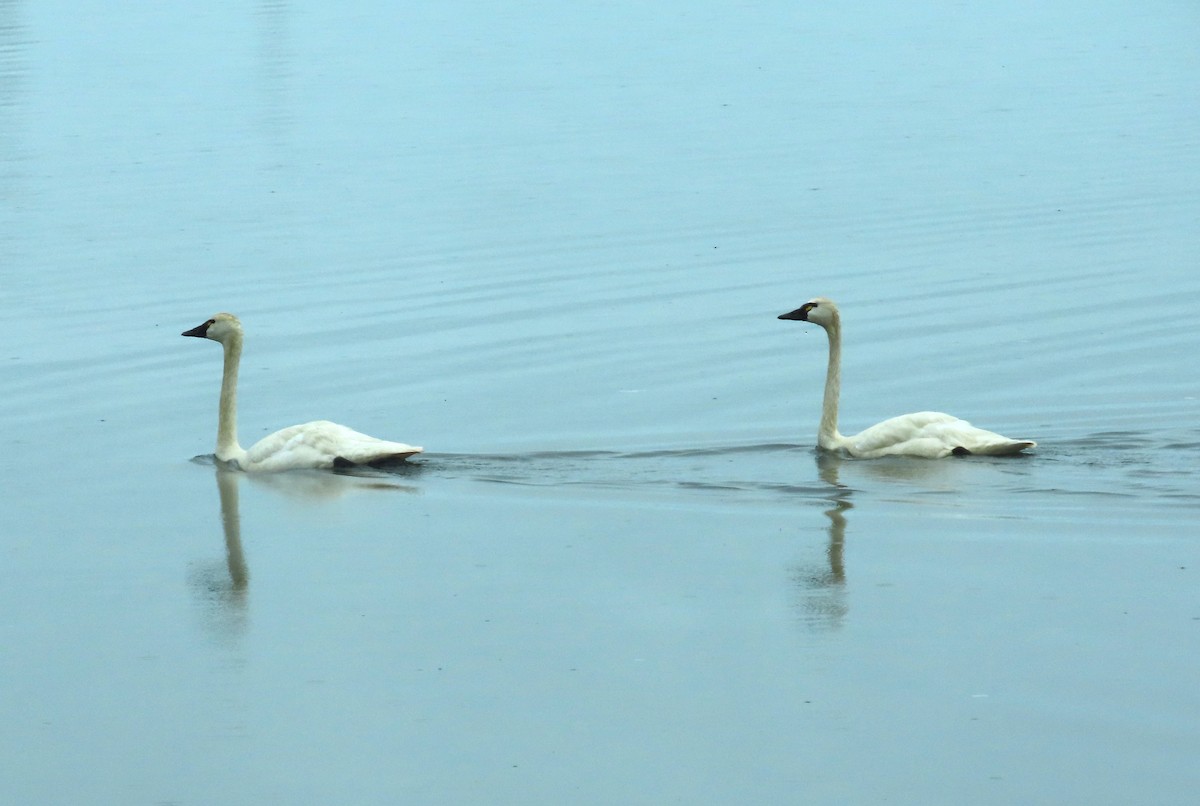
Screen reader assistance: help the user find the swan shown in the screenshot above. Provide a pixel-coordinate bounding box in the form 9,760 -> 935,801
777,298 -> 1035,459
182,313 -> 422,471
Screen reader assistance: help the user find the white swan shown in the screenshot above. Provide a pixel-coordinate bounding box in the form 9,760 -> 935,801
778,298 -> 1035,459
182,313 -> 422,471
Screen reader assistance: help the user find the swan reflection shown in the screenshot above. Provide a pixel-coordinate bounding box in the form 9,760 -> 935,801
792,455 -> 851,630
188,468 -> 250,642
246,464 -> 422,498
188,460 -> 420,642
217,468 -> 250,591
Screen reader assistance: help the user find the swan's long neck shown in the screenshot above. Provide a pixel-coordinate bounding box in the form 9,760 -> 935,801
819,315 -> 843,449
216,334 -> 245,462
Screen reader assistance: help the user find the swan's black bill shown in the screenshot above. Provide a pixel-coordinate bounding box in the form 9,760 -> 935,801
182,321 -> 211,338
777,307 -> 810,321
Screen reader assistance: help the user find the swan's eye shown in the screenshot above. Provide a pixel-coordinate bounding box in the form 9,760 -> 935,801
206,319 -> 215,326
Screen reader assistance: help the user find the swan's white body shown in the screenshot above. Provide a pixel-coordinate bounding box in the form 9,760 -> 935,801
778,298 -> 1035,459
183,313 -> 422,471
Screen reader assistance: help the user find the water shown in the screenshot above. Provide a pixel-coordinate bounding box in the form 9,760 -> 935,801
3,1 -> 1199,803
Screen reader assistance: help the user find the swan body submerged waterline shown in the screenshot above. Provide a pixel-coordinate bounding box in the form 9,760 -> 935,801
183,313 -> 422,472
778,298 -> 1035,459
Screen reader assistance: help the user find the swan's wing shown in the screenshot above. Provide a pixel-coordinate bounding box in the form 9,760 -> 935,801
846,412 -> 961,458
244,421 -> 422,471
847,412 -> 1034,458
309,421 -> 423,464
920,418 -> 1036,455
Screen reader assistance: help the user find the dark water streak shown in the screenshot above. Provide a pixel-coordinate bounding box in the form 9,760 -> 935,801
191,425 -> 1200,517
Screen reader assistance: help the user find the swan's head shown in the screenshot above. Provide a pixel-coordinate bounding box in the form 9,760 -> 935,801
182,312 -> 243,344
778,297 -> 839,329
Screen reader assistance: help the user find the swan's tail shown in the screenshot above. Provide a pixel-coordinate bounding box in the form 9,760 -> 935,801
970,440 -> 1037,456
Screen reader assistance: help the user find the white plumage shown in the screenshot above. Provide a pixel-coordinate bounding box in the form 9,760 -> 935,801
778,297 -> 1035,459
183,313 -> 422,471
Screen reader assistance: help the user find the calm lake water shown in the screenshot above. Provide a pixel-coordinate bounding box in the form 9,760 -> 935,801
3,1 -> 1199,803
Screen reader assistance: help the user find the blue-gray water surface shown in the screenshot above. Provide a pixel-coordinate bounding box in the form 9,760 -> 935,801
3,1 -> 1199,804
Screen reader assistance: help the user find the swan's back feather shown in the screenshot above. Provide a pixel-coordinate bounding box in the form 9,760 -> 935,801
842,411 -> 1036,459
242,420 -> 423,472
